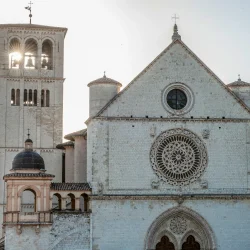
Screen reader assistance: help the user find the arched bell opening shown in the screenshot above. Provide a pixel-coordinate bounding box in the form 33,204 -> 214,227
24,38 -> 38,69
9,38 -> 21,69
21,189 -> 36,213
41,39 -> 53,70
52,193 -> 62,210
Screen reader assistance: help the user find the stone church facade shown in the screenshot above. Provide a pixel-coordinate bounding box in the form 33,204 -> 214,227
2,22 -> 250,250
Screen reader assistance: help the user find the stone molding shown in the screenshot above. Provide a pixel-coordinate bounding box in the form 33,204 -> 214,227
92,116 -> 250,123
91,194 -> 250,201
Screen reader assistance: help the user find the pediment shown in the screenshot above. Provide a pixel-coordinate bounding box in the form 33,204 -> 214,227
95,39 -> 250,119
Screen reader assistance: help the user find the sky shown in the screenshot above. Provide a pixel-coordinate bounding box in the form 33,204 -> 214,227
1,0 -> 250,139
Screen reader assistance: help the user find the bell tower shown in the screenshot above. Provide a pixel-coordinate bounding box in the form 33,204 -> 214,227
0,23 -> 67,236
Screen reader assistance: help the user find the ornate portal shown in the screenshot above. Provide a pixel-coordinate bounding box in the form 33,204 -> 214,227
150,129 -> 208,186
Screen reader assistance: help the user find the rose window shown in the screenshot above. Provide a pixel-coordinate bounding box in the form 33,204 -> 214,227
150,129 -> 207,186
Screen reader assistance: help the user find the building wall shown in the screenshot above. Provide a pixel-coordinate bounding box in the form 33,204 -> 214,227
5,213 -> 90,250
91,199 -> 250,250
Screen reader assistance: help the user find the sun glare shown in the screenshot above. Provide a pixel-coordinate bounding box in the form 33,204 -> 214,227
9,52 -> 22,68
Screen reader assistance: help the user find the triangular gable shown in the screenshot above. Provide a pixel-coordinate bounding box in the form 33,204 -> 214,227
87,39 -> 250,122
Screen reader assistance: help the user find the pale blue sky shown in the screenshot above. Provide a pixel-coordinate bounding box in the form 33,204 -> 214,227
1,0 -> 250,137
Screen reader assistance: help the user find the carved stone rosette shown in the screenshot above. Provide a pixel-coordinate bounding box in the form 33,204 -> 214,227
150,129 -> 208,186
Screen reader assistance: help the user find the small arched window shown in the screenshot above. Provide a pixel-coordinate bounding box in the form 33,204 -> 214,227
41,89 -> 50,107
34,90 -> 37,106
66,193 -> 75,210
24,38 -> 38,69
80,193 -> 89,212
52,193 -> 62,210
11,89 -> 15,105
16,89 -> 20,106
24,89 -> 28,105
29,89 -> 32,105
42,40 -> 53,70
9,38 -> 21,69
21,189 -> 36,213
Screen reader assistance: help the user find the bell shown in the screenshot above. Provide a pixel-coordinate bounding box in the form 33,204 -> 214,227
41,58 -> 47,68
12,59 -> 18,67
26,56 -> 34,67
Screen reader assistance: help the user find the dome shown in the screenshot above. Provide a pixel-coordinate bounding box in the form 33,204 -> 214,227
12,137 -> 45,170
12,150 -> 45,170
87,73 -> 122,87
227,76 -> 250,87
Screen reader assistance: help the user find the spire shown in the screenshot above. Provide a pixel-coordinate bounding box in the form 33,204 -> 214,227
103,71 -> 106,78
25,129 -> 33,150
171,14 -> 181,41
172,23 -> 181,41
238,74 -> 241,81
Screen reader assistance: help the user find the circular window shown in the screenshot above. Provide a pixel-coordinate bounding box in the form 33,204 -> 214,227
167,89 -> 187,110
150,129 -> 207,186
162,83 -> 194,115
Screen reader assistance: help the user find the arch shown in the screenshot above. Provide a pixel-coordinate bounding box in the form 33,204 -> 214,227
21,188 -> 36,212
80,193 -> 89,212
24,38 -> 38,69
17,185 -> 41,198
42,39 -> 53,70
154,230 -> 178,250
180,229 -> 203,248
9,37 -> 21,69
52,193 -> 62,210
11,89 -> 15,105
182,235 -> 200,250
67,193 -> 75,210
145,206 -> 216,250
156,236 -> 175,250
41,89 -> 50,107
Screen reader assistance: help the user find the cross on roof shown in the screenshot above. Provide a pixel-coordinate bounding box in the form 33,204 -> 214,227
27,128 -> 30,139
25,1 -> 33,24
172,14 -> 179,24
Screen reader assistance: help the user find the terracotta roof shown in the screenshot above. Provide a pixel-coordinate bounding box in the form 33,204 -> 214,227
87,74 -> 122,87
3,173 -> 55,178
64,129 -> 87,141
50,183 -> 91,191
0,23 -> 67,31
56,141 -> 74,149
227,78 -> 250,87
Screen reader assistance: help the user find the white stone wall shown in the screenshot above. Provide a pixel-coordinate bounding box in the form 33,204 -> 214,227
89,119 -> 250,194
92,199 -> 250,250
5,213 -> 90,250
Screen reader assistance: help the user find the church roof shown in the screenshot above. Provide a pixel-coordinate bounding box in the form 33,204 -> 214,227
227,77 -> 250,87
4,172 -> 55,178
50,182 -> 91,191
64,129 -> 87,141
0,24 -> 67,35
87,73 -> 122,87
56,141 -> 74,149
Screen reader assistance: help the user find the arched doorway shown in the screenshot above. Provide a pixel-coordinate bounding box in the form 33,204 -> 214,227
182,235 -> 200,250
156,236 -> 175,250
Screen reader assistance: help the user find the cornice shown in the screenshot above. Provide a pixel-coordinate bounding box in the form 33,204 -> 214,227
4,76 -> 65,82
91,116 -> 250,123
91,194 -> 250,201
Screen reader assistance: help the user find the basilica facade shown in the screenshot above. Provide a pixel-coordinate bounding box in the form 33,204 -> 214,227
2,23 -> 250,250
